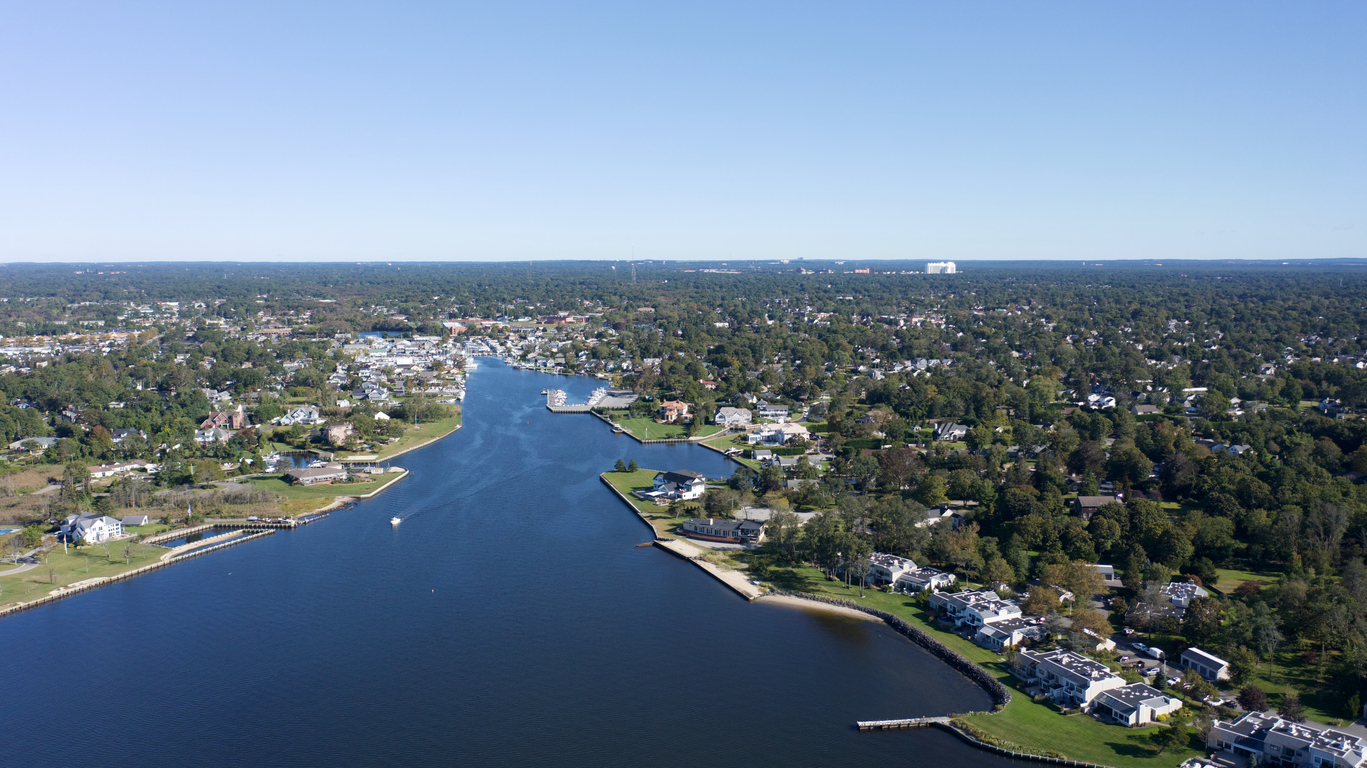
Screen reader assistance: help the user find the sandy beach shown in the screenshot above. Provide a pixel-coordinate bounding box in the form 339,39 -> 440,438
756,593 -> 882,622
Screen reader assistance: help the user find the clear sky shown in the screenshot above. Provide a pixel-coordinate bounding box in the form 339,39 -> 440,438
1,1 -> 1363,262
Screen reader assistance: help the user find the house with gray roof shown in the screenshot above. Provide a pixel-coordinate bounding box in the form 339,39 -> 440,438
1209,711 -> 1367,768
61,512 -> 124,543
1092,683 -> 1183,726
1012,648 -> 1126,709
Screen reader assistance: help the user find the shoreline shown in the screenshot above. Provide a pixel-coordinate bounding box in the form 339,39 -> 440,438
755,592 -> 881,622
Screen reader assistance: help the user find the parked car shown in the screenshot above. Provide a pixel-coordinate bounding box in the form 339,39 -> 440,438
1167,677 -> 1182,687
1145,647 -> 1165,661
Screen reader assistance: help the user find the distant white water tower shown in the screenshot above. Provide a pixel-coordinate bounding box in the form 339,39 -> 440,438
926,261 -> 957,274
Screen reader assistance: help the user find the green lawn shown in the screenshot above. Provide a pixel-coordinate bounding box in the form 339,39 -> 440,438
338,414 -> 462,460
0,539 -> 170,607
244,471 -> 407,502
608,416 -> 723,441
601,468 -> 714,540
702,434 -> 761,470
1213,566 -> 1276,592
755,562 -> 1204,768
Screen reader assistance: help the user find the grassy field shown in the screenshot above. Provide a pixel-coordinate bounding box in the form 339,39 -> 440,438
0,538 -> 170,607
755,562 -> 1205,768
245,470 -> 407,503
600,413 -> 723,441
702,434 -> 762,470
338,414 -> 463,460
1213,566 -> 1276,592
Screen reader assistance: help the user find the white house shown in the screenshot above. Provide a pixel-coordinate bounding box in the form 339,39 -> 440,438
61,512 -> 124,543
280,405 -> 323,426
929,589 -> 1022,628
1209,711 -> 1367,768
746,422 -> 810,446
713,407 -> 753,427
975,618 -> 1046,651
1093,683 -> 1183,726
638,470 -> 706,501
194,428 -> 230,445
757,404 -> 790,422
1159,581 -> 1209,609
895,567 -> 957,593
1012,648 -> 1126,709
1180,647 -> 1232,682
864,552 -> 918,586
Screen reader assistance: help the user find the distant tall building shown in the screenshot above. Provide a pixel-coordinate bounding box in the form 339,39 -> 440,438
926,261 -> 957,274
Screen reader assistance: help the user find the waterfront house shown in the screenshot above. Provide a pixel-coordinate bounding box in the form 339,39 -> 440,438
324,422 -> 356,445
929,589 -> 1022,629
658,400 -> 690,423
1092,683 -> 1183,726
284,464 -> 348,486
975,618 -> 1046,651
638,470 -> 706,501
61,512 -> 124,543
1208,711 -> 1367,768
680,517 -> 764,545
746,422 -> 810,446
1012,648 -> 1126,709
894,567 -> 957,593
1180,647 -> 1232,682
713,407 -> 752,427
865,552 -> 918,586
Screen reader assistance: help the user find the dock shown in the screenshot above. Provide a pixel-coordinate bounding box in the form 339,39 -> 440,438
545,387 -> 609,413
856,716 -> 952,731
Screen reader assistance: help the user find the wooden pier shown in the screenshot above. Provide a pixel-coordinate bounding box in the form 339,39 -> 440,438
856,716 -> 952,731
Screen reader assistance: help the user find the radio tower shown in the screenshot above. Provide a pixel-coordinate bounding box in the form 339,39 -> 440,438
631,263 -> 637,284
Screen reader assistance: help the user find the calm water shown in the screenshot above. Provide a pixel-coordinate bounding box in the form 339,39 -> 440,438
0,361 -> 1018,768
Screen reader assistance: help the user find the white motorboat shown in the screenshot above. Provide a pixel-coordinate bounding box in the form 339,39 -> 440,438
390,517 -> 401,526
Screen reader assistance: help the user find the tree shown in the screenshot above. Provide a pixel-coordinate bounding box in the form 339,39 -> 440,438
1070,608 -> 1113,641
21,524 -> 43,548
614,458 -> 626,472
1278,692 -> 1306,723
984,557 -> 1017,590
1151,722 -> 1188,755
627,459 -> 638,472
1182,596 -> 1224,647
702,488 -> 740,518
766,508 -> 802,562
1238,685 -> 1268,713
728,467 -> 754,493
1021,586 -> 1062,616
914,475 -> 947,507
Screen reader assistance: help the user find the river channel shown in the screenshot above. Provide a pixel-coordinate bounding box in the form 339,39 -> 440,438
0,360 -> 1021,768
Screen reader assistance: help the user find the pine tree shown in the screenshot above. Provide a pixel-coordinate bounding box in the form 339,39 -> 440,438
627,459 -> 638,472
614,459 -> 626,472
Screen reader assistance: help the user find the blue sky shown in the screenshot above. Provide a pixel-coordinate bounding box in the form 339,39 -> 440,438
1,1 -> 1363,262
